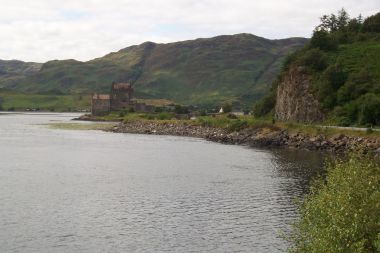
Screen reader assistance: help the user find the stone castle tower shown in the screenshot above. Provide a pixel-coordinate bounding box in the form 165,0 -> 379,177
91,82 -> 134,116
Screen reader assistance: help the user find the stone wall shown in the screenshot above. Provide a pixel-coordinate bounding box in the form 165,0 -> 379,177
92,98 -> 110,116
275,66 -> 324,123
110,83 -> 133,110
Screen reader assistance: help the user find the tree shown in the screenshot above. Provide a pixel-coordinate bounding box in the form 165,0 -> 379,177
221,102 -> 232,113
298,48 -> 328,70
174,105 -> 189,114
253,91 -> 276,117
310,30 -> 338,51
362,12 -> 380,33
336,8 -> 350,31
337,70 -> 373,104
316,8 -> 350,33
316,65 -> 347,109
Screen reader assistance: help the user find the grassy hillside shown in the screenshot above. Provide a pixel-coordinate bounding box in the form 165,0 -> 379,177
0,89 -> 90,112
0,60 -> 42,87
0,34 -> 307,108
254,10 -> 380,126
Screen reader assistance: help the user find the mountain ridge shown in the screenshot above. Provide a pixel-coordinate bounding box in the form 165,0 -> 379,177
0,33 -> 308,107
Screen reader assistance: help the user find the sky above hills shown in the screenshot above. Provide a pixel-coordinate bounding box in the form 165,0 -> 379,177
0,0 -> 379,62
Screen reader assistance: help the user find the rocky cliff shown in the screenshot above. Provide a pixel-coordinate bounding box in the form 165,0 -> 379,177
275,66 -> 324,123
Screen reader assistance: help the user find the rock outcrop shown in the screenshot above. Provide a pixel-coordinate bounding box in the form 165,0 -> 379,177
275,66 -> 324,123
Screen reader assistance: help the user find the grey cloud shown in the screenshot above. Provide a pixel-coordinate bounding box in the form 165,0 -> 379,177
0,0 -> 378,62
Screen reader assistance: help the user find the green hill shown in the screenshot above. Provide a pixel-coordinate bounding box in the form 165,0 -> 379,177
0,34 -> 307,108
0,60 -> 42,85
254,10 -> 380,126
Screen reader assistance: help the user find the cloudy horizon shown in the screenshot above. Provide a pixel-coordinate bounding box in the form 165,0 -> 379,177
0,0 -> 378,63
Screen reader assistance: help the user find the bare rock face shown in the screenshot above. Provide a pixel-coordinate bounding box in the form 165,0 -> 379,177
275,66 -> 324,123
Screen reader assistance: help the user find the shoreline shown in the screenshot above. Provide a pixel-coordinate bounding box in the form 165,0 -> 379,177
100,120 -> 380,155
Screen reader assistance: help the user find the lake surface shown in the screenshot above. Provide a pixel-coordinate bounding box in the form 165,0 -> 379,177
0,113 -> 324,253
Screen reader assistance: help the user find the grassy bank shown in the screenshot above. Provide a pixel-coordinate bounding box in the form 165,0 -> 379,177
47,122 -> 116,131
90,112 -> 380,138
288,153 -> 380,252
94,112 -> 278,131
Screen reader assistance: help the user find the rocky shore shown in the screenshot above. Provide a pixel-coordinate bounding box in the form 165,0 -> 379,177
107,120 -> 380,154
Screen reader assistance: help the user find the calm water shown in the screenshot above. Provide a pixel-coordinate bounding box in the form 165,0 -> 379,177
0,113 -> 324,253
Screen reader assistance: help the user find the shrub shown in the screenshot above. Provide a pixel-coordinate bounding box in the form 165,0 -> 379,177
174,105 -> 189,114
298,48 -> 328,71
157,112 -> 173,120
333,102 -> 358,126
358,93 -> 380,126
316,65 -> 347,109
221,102 -> 232,113
199,109 -> 207,116
289,154 -> 380,253
310,30 -> 338,51
253,91 -> 276,117
337,70 -> 373,105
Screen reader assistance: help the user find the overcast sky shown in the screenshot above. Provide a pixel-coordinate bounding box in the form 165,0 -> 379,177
0,0 -> 378,62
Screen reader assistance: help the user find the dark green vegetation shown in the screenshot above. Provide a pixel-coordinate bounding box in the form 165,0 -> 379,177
0,34 -> 307,108
289,154 -> 380,253
254,10 -> 380,126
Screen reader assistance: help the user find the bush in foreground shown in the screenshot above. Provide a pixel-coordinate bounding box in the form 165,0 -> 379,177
289,154 -> 380,253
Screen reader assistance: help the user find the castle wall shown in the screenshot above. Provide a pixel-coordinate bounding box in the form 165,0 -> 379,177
92,97 -> 110,116
110,83 -> 134,111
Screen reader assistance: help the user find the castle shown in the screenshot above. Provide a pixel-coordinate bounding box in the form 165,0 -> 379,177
92,82 -> 151,116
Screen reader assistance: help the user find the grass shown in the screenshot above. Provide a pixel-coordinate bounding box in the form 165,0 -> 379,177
91,112 -> 277,132
0,90 -> 91,111
90,111 -> 380,138
46,122 -> 116,131
282,122 -> 380,138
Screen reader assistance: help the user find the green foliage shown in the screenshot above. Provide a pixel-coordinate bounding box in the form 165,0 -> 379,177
141,112 -> 174,120
297,48 -> 328,71
289,154 -> 380,253
255,9 -> 380,126
316,8 -> 351,33
315,64 -> 347,109
337,70 -> 374,105
310,30 -> 338,51
253,90 -> 276,117
174,105 -> 190,114
362,13 -> 380,33
221,102 -> 232,113
307,10 -> 380,125
357,93 -> 380,126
